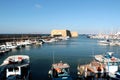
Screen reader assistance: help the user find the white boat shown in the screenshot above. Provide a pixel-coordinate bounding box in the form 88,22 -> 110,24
98,39 -> 110,45
109,41 -> 117,46
95,52 -> 120,79
48,61 -> 73,80
22,40 -> 32,46
6,42 -> 17,49
41,38 -> 56,43
95,52 -> 120,63
35,41 -> 42,45
99,40 -> 120,46
0,55 -> 31,80
109,40 -> 120,46
105,60 -> 120,79
0,45 -> 11,54
55,36 -> 70,41
16,42 -> 23,49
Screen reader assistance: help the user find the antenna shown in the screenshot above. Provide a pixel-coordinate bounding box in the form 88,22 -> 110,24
52,51 -> 55,64
92,48 -> 95,60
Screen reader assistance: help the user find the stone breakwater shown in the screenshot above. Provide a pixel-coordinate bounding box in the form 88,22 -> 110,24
0,34 -> 49,43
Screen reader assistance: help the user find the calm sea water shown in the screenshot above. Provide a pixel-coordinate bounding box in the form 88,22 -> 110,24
0,35 -> 120,80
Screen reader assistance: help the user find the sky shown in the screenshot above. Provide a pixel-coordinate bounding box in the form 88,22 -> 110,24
0,0 -> 120,34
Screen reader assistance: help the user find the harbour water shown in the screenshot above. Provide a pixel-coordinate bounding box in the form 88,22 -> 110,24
0,35 -> 120,80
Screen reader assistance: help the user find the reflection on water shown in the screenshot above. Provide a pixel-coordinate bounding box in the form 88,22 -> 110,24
0,35 -> 120,80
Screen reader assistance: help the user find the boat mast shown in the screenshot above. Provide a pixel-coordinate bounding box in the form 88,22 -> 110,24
92,48 -> 95,60
53,51 -> 55,64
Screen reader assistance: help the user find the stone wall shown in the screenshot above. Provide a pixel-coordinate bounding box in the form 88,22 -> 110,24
51,30 -> 78,37
51,30 -> 72,37
71,32 -> 78,37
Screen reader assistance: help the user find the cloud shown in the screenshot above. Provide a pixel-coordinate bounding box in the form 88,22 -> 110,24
35,4 -> 42,9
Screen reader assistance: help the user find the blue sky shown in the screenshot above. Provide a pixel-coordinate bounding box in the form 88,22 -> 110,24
0,0 -> 120,34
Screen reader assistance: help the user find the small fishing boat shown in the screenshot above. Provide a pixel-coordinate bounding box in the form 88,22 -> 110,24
105,61 -> 120,79
77,60 -> 105,79
95,52 -> 120,79
48,61 -> 73,80
0,55 -> 31,80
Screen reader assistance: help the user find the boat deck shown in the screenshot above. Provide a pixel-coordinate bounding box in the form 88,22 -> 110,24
0,62 -> 30,80
5,59 -> 29,68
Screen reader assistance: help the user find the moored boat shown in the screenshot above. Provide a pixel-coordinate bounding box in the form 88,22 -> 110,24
0,45 -> 11,55
104,60 -> 120,79
48,61 -> 73,80
95,52 -> 120,63
77,60 -> 105,79
98,39 -> 110,45
0,55 -> 31,80
6,42 -> 17,50
95,52 -> 120,79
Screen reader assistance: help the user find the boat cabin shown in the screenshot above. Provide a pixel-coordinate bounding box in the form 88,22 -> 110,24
105,52 -> 114,58
52,62 -> 70,78
5,63 -> 30,79
105,61 -> 119,75
6,66 -> 21,77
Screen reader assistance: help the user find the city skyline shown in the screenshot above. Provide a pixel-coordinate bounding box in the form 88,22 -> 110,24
0,0 -> 120,34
